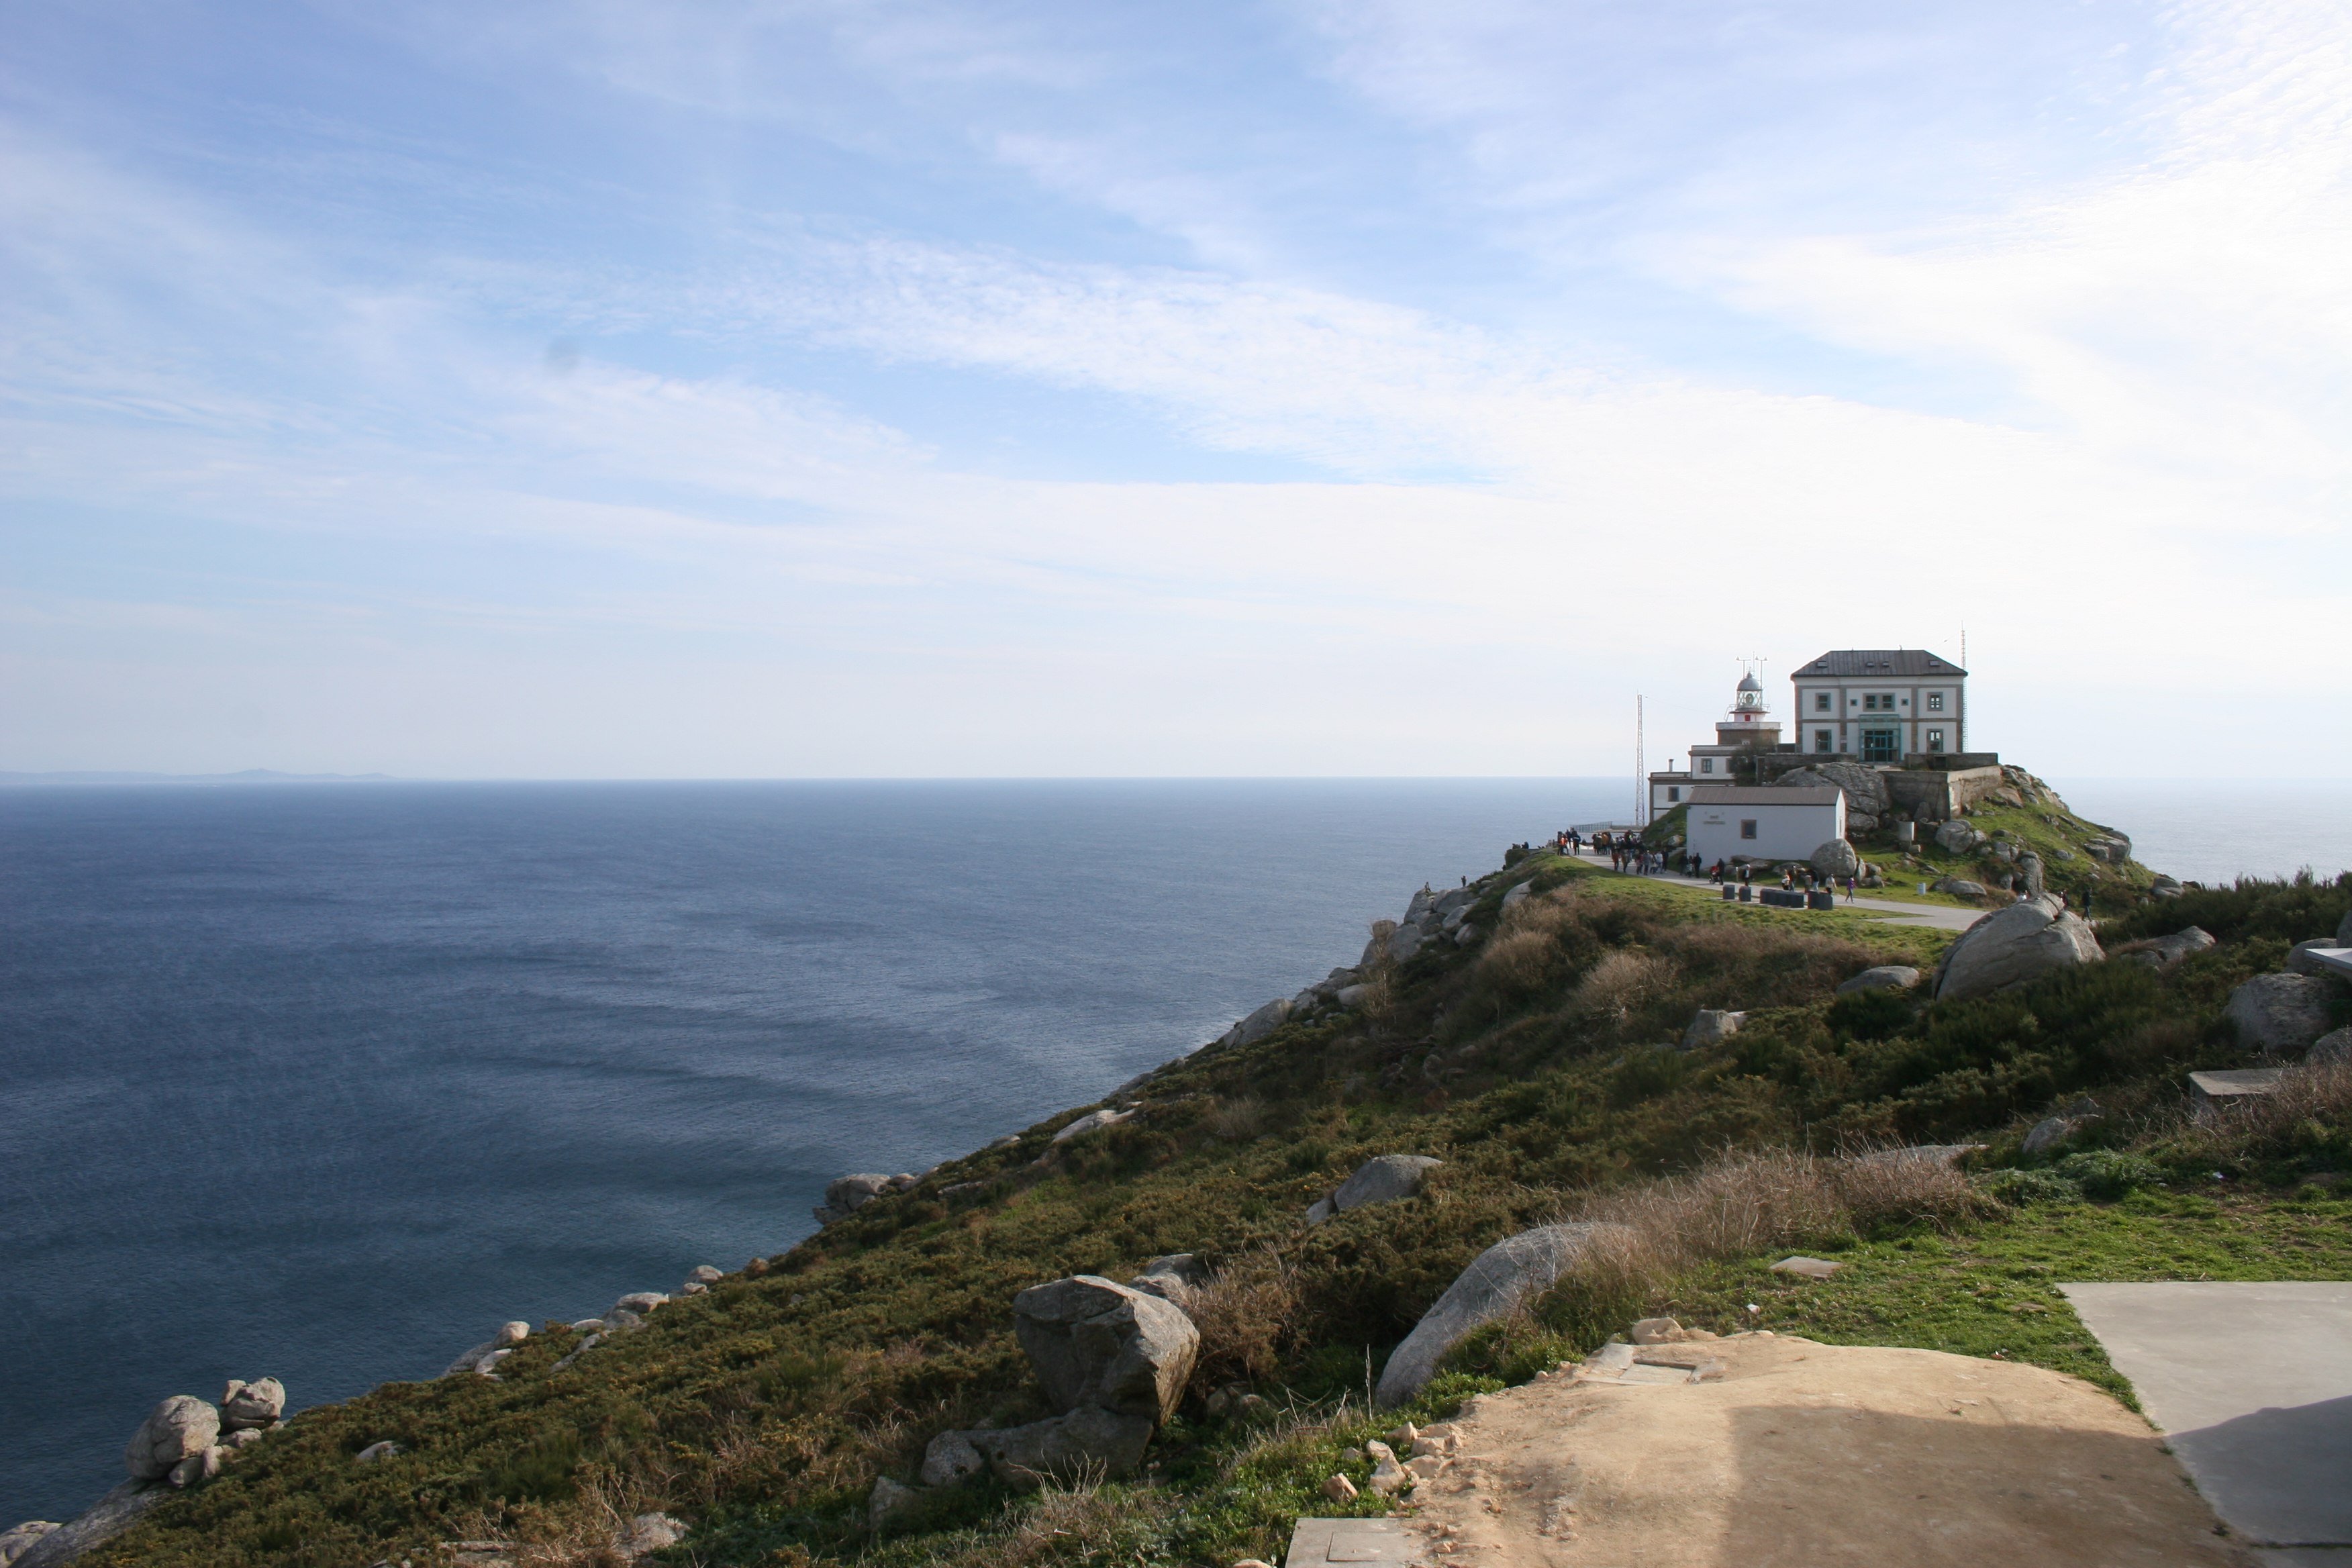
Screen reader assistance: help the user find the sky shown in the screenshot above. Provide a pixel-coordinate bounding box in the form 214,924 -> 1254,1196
3,0 -> 2348,779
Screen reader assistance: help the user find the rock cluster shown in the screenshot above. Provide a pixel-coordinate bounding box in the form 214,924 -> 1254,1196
916,1275 -> 1199,1493
2118,926 -> 2214,970
813,1168 -> 940,1227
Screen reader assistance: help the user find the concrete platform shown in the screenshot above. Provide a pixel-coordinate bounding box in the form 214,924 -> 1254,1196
1285,1517 -> 1414,1568
2061,1281 -> 2352,1552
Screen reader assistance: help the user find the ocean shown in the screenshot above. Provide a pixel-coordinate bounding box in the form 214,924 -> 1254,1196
3,773 -> 2343,1526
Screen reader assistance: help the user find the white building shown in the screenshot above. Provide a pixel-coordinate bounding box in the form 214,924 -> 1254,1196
1790,649 -> 1967,763
1685,784 -> 1846,865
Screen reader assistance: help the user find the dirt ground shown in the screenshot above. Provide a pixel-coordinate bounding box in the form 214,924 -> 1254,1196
1398,1332 -> 2256,1568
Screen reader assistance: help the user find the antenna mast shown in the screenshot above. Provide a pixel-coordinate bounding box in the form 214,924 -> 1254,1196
1635,695 -> 1645,828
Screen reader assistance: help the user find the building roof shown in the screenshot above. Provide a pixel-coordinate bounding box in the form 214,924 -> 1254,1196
1793,649 -> 1966,679
1686,785 -> 1842,805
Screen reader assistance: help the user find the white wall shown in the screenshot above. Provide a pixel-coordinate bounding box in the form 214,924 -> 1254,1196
1689,797 -> 1846,863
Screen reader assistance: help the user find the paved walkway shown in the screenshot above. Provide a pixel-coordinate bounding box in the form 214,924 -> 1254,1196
1565,849 -> 1988,933
2061,1281 -> 2352,1565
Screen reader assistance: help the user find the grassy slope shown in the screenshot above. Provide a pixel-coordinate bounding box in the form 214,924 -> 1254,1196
85,857 -> 2352,1568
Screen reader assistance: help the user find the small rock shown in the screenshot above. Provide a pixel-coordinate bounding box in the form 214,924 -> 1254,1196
1628,1317 -> 1681,1344
686,1265 -> 724,1285
620,1513 -> 687,1555
989,1134 -> 1021,1149
1679,1010 -> 1747,1050
166,1448 -> 220,1487
1836,965 -> 1920,995
569,1318 -> 607,1333
1932,877 -> 1989,898
355,1440 -> 400,1463
1934,820 -> 1986,854
495,1321 -> 530,1347
1321,1474 -> 1359,1502
1365,1440 -> 1413,1495
680,1282 -> 707,1295
2310,1027 -> 2352,1067
869,1477 -> 924,1528
219,1428 -> 264,1452
1407,1453 -> 1447,1479
1770,1257 -> 1844,1279
612,1293 -> 667,1315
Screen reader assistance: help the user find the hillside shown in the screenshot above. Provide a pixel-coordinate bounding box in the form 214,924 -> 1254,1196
47,807 -> 2352,1568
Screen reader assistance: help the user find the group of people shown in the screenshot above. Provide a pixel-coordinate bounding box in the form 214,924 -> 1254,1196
1555,828 -> 1860,902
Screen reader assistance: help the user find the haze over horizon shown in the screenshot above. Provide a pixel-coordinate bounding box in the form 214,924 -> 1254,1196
6,1 -> 2347,780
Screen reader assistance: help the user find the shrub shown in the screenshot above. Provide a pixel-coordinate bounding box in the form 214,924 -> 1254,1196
1978,1168 -> 2083,1206
2054,1149 -> 2164,1200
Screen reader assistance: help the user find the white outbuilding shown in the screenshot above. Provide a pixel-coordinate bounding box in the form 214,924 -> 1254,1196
1685,783 -> 1846,865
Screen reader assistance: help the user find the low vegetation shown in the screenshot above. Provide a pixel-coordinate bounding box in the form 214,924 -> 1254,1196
86,867 -> 2351,1568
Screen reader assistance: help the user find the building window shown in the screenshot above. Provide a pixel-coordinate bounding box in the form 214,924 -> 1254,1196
1926,728 -> 1945,752
1814,730 -> 1832,753
1861,693 -> 1879,710
1927,692 -> 1945,712
1700,757 -> 1714,773
1814,692 -> 1831,712
1740,820 -> 1758,840
1667,786 -> 1681,802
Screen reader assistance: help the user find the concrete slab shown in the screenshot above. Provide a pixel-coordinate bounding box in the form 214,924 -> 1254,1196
2061,1281 -> 2352,1550
1285,1517 -> 1414,1568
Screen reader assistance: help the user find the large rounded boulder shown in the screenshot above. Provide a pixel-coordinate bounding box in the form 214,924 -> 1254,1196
2224,974 -> 2339,1055
1375,1223 -> 1632,1406
1931,895 -> 2104,1002
1012,1276 -> 1197,1424
123,1397 -> 218,1482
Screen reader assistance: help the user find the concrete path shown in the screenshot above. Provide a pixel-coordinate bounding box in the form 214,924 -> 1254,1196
2061,1281 -> 2352,1564
1566,849 -> 1988,933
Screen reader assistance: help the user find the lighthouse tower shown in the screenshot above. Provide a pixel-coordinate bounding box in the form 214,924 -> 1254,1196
1715,669 -> 1781,750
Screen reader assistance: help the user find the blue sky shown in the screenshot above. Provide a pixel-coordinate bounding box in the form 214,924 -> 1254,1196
4,0 -> 2347,777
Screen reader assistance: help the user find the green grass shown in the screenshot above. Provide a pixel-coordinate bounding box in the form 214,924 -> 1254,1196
1663,1187 -> 2352,1406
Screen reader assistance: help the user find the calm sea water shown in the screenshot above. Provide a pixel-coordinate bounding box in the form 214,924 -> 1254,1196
4,775 -> 2341,1526
0,778 -> 1624,1524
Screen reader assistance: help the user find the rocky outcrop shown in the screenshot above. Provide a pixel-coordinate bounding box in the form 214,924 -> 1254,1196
813,1173 -> 893,1226
2151,874 -> 2184,898
1376,1223 -> 1632,1406
2119,927 -> 2214,970
1308,1155 -> 1442,1223
1679,1010 -> 1747,1050
11,1482 -> 172,1568
1216,997 -> 1294,1051
1932,895 -> 2104,1002
1775,763 -> 1889,835
2224,974 -> 2339,1055
441,1321 -> 532,1379
1836,965 -> 1920,995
